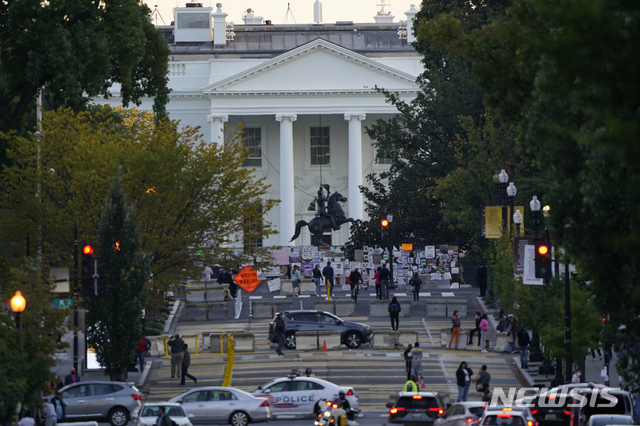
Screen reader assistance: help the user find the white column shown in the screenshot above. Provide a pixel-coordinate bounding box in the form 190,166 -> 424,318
207,114 -> 228,146
276,114 -> 297,246
344,113 -> 366,221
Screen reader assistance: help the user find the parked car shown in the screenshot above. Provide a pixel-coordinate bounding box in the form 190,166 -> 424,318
253,376 -> 358,418
57,381 -> 143,426
435,402 -> 487,426
132,402 -> 193,426
386,391 -> 445,425
268,310 -> 374,349
568,388 -> 634,426
168,386 -> 271,426
586,414 -> 634,426
480,406 -> 539,426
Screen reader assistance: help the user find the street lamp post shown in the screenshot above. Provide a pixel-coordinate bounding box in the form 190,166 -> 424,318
507,182 -> 517,235
10,291 -> 26,328
513,209 -> 523,237
387,214 -> 394,288
530,195 -> 541,241
499,170 -> 509,232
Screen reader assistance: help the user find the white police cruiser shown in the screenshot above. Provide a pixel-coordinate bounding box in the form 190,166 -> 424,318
252,376 -> 358,418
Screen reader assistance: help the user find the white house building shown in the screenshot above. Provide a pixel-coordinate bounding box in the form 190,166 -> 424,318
100,3 -> 424,248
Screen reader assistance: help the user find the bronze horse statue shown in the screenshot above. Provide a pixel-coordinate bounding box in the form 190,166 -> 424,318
290,191 -> 354,246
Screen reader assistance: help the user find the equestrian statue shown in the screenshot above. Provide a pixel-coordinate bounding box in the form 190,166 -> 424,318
290,184 -> 354,246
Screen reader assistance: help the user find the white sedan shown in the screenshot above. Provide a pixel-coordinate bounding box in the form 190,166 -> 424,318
252,376 -> 359,418
133,402 -> 193,426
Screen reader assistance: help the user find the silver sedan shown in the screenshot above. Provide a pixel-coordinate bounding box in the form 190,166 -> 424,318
168,386 -> 271,426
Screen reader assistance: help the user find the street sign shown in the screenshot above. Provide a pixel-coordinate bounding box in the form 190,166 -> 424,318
233,266 -> 261,293
50,268 -> 70,293
54,298 -> 73,309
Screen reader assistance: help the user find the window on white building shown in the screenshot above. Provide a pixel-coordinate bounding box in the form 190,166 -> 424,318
377,145 -> 396,165
176,13 -> 210,29
242,127 -> 262,167
310,127 -> 330,165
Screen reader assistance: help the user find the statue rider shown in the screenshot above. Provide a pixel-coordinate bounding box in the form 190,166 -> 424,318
316,184 -> 339,231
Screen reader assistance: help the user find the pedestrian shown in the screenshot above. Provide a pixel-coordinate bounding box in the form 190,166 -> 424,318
312,264 -> 322,297
504,315 -> 518,353
403,374 -> 419,392
388,296 -> 401,331
137,334 -> 151,373
517,326 -> 531,368
43,398 -> 57,426
168,333 -> 185,378
476,260 -> 488,297
18,411 -> 35,426
448,310 -> 461,350
410,342 -> 426,387
349,268 -> 363,302
479,314 -> 489,353
322,261 -> 335,298
468,312 -> 481,346
46,374 -> 64,396
218,268 -> 236,299
374,267 -> 382,300
571,369 -> 582,384
473,364 -> 491,393
379,263 -> 391,299
291,265 -> 302,297
409,272 -> 422,305
455,361 -> 473,402
156,406 -> 172,426
274,312 -> 286,356
180,344 -> 197,386
305,367 -> 315,377
64,367 -> 80,385
51,392 -> 67,423
202,262 -> 213,283
403,343 -> 413,381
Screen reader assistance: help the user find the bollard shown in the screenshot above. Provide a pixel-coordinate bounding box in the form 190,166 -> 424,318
195,333 -> 198,355
222,333 -> 235,387
164,334 -> 168,357
219,333 -> 224,355
326,279 -> 331,300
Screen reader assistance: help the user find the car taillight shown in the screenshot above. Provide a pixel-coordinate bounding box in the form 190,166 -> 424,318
467,417 -> 476,423
428,408 -> 444,415
528,421 -> 534,426
497,414 -> 512,418
413,396 -> 423,399
131,394 -> 143,401
530,410 -> 538,415
259,400 -> 269,407
390,407 -> 405,414
346,389 -> 354,396
564,411 -> 572,416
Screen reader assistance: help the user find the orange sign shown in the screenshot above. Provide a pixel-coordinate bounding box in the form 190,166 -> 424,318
233,266 -> 261,293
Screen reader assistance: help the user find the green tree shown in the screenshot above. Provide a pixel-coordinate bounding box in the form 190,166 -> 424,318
86,173 -> 148,381
0,0 -> 170,138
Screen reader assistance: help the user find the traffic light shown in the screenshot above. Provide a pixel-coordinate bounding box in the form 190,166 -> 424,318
534,240 -> 552,279
81,244 -> 96,297
381,219 -> 390,242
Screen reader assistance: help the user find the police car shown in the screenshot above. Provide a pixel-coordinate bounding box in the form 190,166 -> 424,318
252,376 -> 359,418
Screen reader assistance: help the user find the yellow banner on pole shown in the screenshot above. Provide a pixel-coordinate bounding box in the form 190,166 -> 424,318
485,206 -> 502,239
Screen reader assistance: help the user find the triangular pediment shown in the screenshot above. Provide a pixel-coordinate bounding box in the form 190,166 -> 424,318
203,38 -> 418,93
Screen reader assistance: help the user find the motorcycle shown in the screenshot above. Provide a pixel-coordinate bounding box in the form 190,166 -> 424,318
314,400 -> 359,426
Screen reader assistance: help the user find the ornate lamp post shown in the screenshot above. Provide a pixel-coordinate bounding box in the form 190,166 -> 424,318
530,195 -> 541,240
507,182 -> 517,235
10,291 -> 26,328
499,170 -> 509,232
513,209 -> 523,237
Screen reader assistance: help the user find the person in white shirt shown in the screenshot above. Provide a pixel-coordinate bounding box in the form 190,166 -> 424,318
571,369 -> 582,383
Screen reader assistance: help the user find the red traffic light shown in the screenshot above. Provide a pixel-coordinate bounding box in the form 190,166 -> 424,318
381,219 -> 389,227
537,244 -> 549,256
82,244 -> 94,255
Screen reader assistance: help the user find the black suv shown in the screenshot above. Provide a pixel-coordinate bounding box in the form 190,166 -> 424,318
386,391 -> 445,425
268,310 -> 374,349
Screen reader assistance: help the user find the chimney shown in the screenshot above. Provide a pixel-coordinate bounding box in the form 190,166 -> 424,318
404,4 -> 418,43
212,3 -> 228,47
314,0 -> 323,24
242,8 -> 264,25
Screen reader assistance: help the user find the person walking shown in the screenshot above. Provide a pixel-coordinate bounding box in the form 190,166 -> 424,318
291,265 -> 302,297
571,369 -> 582,383
474,365 -> 491,400
505,315 -> 518,353
51,392 -> 67,423
322,261 -> 335,299
156,406 -> 172,426
274,312 -> 286,356
409,272 -> 422,305
64,368 -> 80,385
137,334 -> 151,373
349,268 -> 363,302
168,334 -> 185,378
180,344 -> 197,386
388,296 -> 402,331
43,398 -> 57,426
379,263 -> 391,299
517,326 -> 531,368
312,264 -> 322,297
374,267 -> 382,300
455,361 -> 473,402
403,343 -> 413,381
479,314 -> 489,353
448,310 -> 461,350
410,342 -> 426,388
468,312 -> 481,346
202,263 -> 213,283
